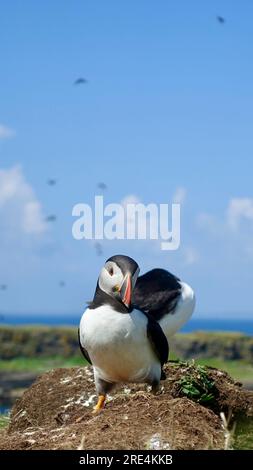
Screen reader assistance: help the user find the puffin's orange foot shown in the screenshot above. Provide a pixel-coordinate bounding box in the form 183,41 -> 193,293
92,395 -> 106,414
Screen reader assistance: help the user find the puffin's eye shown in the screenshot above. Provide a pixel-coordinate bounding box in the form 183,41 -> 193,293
108,267 -> 114,276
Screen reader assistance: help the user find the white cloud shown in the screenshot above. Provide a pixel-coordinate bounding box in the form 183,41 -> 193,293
197,198 -> 253,235
227,198 -> 253,230
0,166 -> 47,235
23,201 -> 47,234
196,197 -> 253,260
0,124 -> 15,139
0,166 -> 30,207
172,186 -> 186,205
183,247 -> 199,265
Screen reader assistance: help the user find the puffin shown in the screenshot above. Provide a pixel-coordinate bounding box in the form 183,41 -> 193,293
79,255 -> 195,412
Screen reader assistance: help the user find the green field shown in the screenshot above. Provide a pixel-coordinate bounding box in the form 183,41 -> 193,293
0,354 -> 253,384
193,358 -> 253,383
0,415 -> 10,430
0,355 -> 86,372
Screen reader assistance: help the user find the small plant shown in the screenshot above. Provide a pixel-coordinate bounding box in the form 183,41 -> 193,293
0,414 -> 10,430
176,362 -> 217,405
233,415 -> 253,450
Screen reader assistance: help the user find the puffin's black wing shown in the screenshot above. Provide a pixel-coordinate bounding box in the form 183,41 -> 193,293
133,268 -> 182,321
78,328 -> 92,365
143,311 -> 169,379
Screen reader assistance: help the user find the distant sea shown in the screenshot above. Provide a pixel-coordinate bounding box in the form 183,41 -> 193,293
0,406 -> 10,415
1,315 -> 253,335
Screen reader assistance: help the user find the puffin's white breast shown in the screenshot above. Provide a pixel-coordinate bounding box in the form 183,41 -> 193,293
79,305 -> 160,383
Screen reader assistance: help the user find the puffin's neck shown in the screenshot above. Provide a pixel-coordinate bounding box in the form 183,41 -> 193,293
88,284 -> 133,313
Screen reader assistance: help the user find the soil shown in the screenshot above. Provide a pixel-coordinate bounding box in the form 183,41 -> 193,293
0,363 -> 252,450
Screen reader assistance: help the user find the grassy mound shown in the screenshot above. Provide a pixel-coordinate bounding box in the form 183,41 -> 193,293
0,362 -> 252,450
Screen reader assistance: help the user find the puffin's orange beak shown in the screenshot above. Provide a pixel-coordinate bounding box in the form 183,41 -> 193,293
120,274 -> 132,308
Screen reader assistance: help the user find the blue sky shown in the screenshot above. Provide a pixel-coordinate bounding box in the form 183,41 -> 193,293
0,0 -> 253,318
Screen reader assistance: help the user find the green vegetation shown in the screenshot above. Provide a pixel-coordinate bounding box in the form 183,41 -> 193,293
0,326 -> 77,360
169,355 -> 253,383
233,416 -> 253,450
175,362 -> 217,404
194,357 -> 253,382
173,331 -> 253,362
0,326 -> 252,385
0,355 -> 86,372
1,326 -> 253,361
0,414 -> 10,430
0,355 -> 252,386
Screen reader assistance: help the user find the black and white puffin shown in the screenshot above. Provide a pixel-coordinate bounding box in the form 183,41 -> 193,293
79,255 -> 195,412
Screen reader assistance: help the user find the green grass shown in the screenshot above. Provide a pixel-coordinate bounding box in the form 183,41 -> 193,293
194,358 -> 253,382
0,355 -> 86,372
177,331 -> 248,340
233,416 -> 253,450
0,355 -> 252,384
168,349 -> 253,383
0,414 -> 10,430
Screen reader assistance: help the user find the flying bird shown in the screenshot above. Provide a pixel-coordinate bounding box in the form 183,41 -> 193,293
79,255 -> 195,413
45,215 -> 57,223
97,182 -> 107,191
59,281 -> 66,287
217,16 -> 225,24
74,77 -> 88,85
47,179 -> 56,186
95,242 -> 103,256
0,284 -> 7,291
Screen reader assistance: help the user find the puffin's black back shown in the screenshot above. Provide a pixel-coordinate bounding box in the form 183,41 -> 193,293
133,268 -> 182,321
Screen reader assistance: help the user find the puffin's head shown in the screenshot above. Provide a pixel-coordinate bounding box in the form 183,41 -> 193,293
98,255 -> 140,309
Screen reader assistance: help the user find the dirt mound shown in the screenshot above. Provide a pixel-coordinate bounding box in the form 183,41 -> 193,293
0,363 -> 252,450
